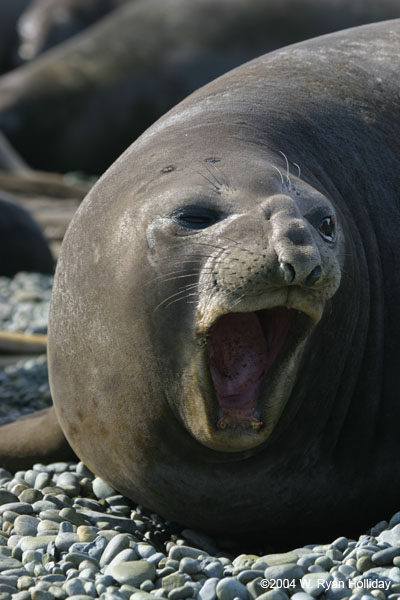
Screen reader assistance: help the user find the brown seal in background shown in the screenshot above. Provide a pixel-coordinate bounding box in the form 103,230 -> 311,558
0,0 -> 399,174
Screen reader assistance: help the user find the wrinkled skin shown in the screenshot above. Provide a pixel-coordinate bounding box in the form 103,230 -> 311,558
1,21 -> 400,547
0,0 -> 400,173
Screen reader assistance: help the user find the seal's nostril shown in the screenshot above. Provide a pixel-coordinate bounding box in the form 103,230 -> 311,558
281,262 -> 295,283
306,265 -> 322,286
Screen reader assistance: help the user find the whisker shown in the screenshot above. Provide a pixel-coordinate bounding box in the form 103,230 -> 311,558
293,162 -> 301,179
146,269 -> 201,284
153,285 -> 200,311
185,241 -> 228,253
204,163 -> 223,188
146,266 -> 221,285
279,151 -> 292,190
164,284 -> 217,309
157,279 -> 221,305
215,234 -> 257,255
230,294 -> 246,310
192,168 -> 220,193
156,272 -> 205,284
272,165 -> 284,187
207,162 -> 229,187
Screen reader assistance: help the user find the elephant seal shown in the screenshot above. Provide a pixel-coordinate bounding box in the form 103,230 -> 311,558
1,19 -> 400,546
0,0 -> 31,74
16,0 -> 127,63
0,130 -> 29,171
0,193 -> 54,277
0,0 -> 400,174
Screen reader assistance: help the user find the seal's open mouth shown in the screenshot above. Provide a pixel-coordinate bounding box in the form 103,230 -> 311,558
207,308 -> 309,430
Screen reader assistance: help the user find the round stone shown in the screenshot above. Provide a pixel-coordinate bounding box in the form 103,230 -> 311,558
301,572 -> 332,597
76,526 -> 97,543
264,565 -> 304,581
18,489 -> 43,504
0,491 -> 18,506
169,546 -> 206,561
372,548 -> 400,566
109,560 -> 156,586
370,522 -> 388,537
64,578 -> 86,596
233,555 -> 259,569
331,539 -> 349,553
55,533 -> 80,552
106,548 -> 138,570
13,516 -> 39,537
0,557 -> 23,570
37,520 -> 60,534
13,592 -> 31,600
162,573 -> 185,591
137,543 -> 157,559
257,553 -> 299,569
76,463 -> 94,478
17,575 -> 35,591
204,561 -> 224,579
56,472 -> 80,493
180,557 -> 201,574
298,558 -> 314,569
100,533 -> 132,567
377,523 -> 400,546
388,513 -> 400,529
327,549 -> 343,562
169,586 -> 194,600
131,594 -> 156,600
34,473 -> 52,490
0,503 -> 33,516
58,508 -> 87,527
31,590 -> 54,600
357,557 -> 374,573
216,577 -> 248,600
308,566 -> 327,574
237,569 -> 264,584
198,577 -> 219,600
19,536 -> 57,553
258,591 -> 289,600
92,478 -> 117,499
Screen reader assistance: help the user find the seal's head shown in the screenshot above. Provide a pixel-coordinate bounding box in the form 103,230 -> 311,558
48,118 -> 346,536
143,147 -> 342,454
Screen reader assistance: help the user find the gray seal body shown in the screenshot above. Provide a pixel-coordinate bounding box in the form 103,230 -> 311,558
45,20 -> 400,545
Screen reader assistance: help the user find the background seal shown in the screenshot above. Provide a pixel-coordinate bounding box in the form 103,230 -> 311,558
0,0 -> 400,174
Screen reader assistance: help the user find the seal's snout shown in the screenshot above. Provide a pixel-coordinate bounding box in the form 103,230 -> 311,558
263,193 -> 328,289
305,265 -> 322,286
280,261 -> 322,287
280,262 -> 295,283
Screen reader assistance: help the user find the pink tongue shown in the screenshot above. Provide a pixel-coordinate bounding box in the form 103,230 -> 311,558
207,310 -> 292,426
208,313 -> 268,401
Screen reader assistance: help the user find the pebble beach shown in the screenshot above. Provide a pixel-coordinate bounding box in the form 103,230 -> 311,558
1,273 -> 400,600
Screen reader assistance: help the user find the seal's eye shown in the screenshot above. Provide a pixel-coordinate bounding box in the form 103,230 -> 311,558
319,216 -> 336,243
172,206 -> 220,230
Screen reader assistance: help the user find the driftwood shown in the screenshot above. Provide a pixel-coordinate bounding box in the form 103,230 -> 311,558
0,170 -> 92,199
0,329 -> 47,354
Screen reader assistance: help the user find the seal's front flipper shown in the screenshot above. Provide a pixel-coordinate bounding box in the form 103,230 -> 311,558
0,406 -> 77,472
